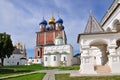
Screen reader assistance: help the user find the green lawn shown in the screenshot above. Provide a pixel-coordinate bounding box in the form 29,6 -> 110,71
0,64 -> 45,71
0,64 -> 42,77
0,64 -> 79,77
1,73 -> 45,80
0,64 -> 79,71
55,74 -> 120,80
46,65 -> 80,70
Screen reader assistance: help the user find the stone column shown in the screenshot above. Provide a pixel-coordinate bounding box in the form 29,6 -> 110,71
108,45 -> 120,73
80,46 -> 96,74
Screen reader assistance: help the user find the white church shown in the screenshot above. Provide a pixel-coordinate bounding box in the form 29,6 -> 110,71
44,34 -> 73,67
0,42 -> 27,66
77,0 -> 120,74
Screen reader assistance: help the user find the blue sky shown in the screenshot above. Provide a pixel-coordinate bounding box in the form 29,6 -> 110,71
0,0 -> 113,58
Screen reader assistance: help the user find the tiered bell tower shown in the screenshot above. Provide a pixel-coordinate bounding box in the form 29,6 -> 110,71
34,15 -> 67,59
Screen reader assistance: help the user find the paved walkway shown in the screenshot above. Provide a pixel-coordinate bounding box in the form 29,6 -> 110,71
70,71 -> 120,77
42,70 -> 57,80
42,70 -> 78,80
1,70 -> 120,80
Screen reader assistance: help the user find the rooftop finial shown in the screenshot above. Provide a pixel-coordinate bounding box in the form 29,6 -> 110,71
48,11 -> 55,24
90,10 -> 92,15
42,16 -> 44,19
42,11 -> 45,20
52,11 -> 54,18
58,11 -> 60,17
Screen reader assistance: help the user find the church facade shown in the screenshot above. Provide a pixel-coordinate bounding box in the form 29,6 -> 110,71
29,15 -> 73,66
34,16 -> 66,60
77,0 -> 120,74
44,35 -> 73,66
0,42 -> 27,65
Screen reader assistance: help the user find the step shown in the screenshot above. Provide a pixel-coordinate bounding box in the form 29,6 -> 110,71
94,64 -> 111,73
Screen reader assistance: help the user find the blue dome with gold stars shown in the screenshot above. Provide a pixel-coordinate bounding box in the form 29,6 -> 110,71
55,17 -> 63,24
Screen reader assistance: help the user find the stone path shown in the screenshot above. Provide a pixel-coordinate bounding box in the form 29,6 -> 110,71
42,70 -> 78,80
1,70 -> 120,80
42,70 -> 57,80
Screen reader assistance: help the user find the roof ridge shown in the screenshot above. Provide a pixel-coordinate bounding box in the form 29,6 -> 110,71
84,13 -> 104,33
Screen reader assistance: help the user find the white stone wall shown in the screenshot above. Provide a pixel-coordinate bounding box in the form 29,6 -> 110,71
0,54 -> 26,66
43,44 -> 73,66
102,6 -> 120,31
44,55 -> 50,66
50,54 -> 61,66
55,38 -> 64,45
72,56 -> 80,65
28,58 -> 42,65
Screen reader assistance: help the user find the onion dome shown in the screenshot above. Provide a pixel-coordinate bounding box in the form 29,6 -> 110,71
48,16 -> 55,24
62,26 -> 64,30
39,18 -> 47,25
46,26 -> 50,30
55,17 -> 63,24
56,35 -> 63,39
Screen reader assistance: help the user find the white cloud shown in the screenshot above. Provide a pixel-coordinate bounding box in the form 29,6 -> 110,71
0,0 -> 114,57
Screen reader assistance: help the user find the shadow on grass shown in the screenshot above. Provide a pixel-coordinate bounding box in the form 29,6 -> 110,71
0,68 -> 32,74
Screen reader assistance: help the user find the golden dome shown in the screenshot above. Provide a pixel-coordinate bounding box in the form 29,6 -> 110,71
48,16 -> 55,24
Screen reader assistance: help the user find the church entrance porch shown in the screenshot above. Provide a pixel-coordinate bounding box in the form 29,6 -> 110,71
89,40 -> 110,73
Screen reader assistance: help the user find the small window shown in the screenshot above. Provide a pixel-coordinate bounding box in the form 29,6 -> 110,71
54,56 -> 56,61
13,56 -> 14,58
58,23 -> 62,26
37,60 -> 39,62
56,23 -> 59,27
32,60 -> 34,62
38,51 -> 40,56
45,57 -> 47,61
63,57 -> 66,61
106,27 -> 111,32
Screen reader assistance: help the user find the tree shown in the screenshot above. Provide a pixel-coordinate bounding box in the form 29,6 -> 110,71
0,33 -> 14,66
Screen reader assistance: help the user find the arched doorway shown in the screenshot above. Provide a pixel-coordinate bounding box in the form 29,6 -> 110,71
89,40 -> 111,73
113,19 -> 120,32
116,39 -> 120,55
90,40 -> 108,65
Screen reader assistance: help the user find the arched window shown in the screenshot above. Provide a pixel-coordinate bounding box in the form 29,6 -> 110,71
106,27 -> 112,32
45,57 -> 47,61
38,51 -> 40,56
37,60 -> 39,62
113,19 -> 120,32
54,56 -> 56,61
64,57 -> 66,61
116,40 -> 120,49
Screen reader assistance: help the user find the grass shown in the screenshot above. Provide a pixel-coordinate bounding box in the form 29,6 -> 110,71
54,65 -> 80,70
0,64 -> 79,77
0,64 -> 79,71
1,73 -> 46,80
0,64 -> 43,77
0,64 -> 45,71
0,69 -> 31,77
55,74 -> 120,80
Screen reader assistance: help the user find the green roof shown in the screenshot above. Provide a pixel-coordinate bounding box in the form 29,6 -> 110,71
56,35 -> 63,39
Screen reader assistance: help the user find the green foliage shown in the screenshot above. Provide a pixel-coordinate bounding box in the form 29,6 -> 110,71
55,74 -> 120,80
2,73 -> 46,80
0,33 -> 14,66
